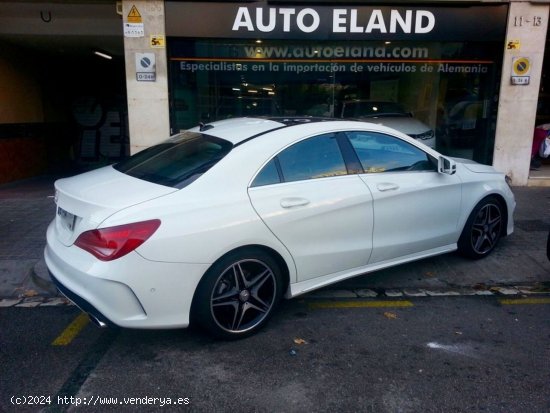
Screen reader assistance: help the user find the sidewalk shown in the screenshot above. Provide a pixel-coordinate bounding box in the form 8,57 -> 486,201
0,176 -> 59,300
0,175 -> 549,303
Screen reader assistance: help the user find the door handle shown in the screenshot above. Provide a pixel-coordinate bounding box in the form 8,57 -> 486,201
377,182 -> 399,192
280,197 -> 310,208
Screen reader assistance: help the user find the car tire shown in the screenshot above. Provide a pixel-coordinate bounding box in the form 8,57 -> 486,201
191,248 -> 284,339
458,196 -> 504,259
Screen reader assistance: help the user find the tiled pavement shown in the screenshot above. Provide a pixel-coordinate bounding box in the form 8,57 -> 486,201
0,176 -> 57,299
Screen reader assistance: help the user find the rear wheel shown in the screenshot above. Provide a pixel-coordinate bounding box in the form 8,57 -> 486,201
458,196 -> 504,259
192,248 -> 283,339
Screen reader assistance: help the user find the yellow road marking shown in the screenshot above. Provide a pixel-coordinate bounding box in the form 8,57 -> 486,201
499,297 -> 550,306
308,300 -> 414,309
51,313 -> 89,346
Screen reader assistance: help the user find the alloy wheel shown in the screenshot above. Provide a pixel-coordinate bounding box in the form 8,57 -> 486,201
470,203 -> 502,255
210,259 -> 277,334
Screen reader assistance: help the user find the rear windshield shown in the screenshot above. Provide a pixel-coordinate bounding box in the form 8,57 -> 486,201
114,132 -> 232,188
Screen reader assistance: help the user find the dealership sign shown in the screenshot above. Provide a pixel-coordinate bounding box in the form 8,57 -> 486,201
232,8 -> 435,35
166,2 -> 507,41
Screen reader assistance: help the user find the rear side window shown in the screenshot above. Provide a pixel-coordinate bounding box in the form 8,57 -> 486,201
250,133 -> 347,187
278,133 -> 347,182
115,132 -> 232,188
252,159 -> 281,187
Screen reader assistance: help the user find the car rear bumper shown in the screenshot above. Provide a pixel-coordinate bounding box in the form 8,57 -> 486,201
45,220 -> 210,329
50,272 -> 113,327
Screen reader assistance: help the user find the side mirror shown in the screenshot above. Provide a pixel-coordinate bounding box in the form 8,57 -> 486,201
438,156 -> 456,175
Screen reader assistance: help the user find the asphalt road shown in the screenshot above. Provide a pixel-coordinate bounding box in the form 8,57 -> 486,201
1,296 -> 549,412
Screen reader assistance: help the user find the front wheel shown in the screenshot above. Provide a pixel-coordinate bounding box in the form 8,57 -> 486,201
458,196 -> 504,259
192,249 -> 284,339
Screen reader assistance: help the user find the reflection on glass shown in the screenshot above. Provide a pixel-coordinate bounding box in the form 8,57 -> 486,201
169,39 -> 502,165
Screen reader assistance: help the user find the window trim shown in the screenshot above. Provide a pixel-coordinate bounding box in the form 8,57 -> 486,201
336,132 -> 364,175
273,156 -> 285,183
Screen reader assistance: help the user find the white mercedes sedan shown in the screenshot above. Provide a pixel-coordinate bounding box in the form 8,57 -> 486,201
45,117 -> 515,338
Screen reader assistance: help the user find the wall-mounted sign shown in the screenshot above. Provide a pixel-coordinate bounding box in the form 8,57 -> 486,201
127,5 -> 142,23
136,53 -> 156,81
150,35 -> 166,48
511,57 -> 530,85
507,40 -> 520,50
231,8 -> 435,34
124,5 -> 144,37
165,2 -> 507,41
513,15 -> 543,27
124,23 -> 145,37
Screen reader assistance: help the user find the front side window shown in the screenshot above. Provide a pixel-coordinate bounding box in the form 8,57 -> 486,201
347,131 -> 436,173
115,132 -> 232,188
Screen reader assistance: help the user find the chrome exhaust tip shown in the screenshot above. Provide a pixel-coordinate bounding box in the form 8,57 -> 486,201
88,314 -> 107,328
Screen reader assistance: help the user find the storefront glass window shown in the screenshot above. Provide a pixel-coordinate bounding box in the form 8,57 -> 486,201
166,4 -> 506,165
170,39 -> 501,163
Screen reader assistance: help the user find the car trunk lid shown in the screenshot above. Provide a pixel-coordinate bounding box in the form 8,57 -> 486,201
54,166 -> 177,246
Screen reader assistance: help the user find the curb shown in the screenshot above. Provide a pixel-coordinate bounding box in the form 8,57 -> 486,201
2,284 -> 549,308
0,297 -> 73,308
304,284 -> 550,300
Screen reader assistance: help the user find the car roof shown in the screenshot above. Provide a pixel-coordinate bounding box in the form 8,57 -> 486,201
189,117 -> 342,145
186,116 -> 437,155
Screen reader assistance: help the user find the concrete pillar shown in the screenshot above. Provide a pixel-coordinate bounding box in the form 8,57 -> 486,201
493,2 -> 549,185
122,0 -> 169,154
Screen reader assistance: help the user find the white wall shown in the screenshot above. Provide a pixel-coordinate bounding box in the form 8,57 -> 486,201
123,0 -> 170,154
493,2 -> 549,185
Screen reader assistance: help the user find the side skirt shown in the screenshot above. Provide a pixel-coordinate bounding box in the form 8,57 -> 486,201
287,244 -> 457,298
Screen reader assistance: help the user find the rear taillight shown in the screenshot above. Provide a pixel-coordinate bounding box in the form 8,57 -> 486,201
74,219 -> 160,261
